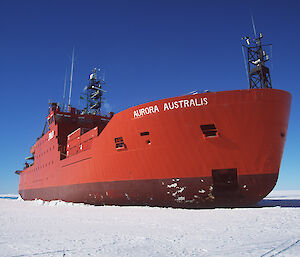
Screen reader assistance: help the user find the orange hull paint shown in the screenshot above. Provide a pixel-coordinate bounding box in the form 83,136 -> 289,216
18,89 -> 291,207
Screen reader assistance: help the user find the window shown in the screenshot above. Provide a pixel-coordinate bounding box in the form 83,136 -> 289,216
115,137 -> 126,149
48,116 -> 55,125
200,124 -> 218,137
140,131 -> 149,136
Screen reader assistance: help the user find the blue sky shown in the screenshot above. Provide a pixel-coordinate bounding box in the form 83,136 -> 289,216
0,0 -> 299,194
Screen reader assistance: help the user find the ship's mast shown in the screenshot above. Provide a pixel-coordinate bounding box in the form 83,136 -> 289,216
62,67 -> 67,111
242,33 -> 272,89
68,47 -> 75,110
82,68 -> 106,114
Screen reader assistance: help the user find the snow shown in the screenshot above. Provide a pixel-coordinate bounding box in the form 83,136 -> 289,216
1,191 -> 300,256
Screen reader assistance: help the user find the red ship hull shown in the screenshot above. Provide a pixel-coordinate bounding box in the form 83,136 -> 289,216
18,89 -> 291,208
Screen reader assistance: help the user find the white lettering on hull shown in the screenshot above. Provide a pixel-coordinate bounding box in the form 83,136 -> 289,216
133,97 -> 208,118
134,105 -> 160,118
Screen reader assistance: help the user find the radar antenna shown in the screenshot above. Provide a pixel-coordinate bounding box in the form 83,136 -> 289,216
242,32 -> 272,89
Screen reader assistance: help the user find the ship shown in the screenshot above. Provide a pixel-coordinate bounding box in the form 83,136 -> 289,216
15,32 -> 291,208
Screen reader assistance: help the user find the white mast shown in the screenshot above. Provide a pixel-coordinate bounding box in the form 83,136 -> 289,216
251,13 -> 257,38
68,47 -> 75,111
62,67 -> 67,111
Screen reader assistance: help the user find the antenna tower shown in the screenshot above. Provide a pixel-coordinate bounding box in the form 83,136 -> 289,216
242,32 -> 272,89
82,68 -> 106,114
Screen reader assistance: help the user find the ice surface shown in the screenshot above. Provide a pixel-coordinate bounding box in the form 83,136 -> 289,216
0,194 -> 19,200
0,191 -> 300,256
